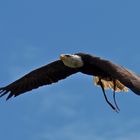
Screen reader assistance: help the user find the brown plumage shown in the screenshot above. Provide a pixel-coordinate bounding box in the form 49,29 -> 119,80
0,60 -> 78,100
0,53 -> 140,111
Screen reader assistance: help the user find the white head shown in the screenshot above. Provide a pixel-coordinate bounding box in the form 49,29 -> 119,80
60,54 -> 84,68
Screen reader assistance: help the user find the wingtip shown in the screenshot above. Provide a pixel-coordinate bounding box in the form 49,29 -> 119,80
0,90 -> 8,98
6,93 -> 13,100
0,87 -> 13,100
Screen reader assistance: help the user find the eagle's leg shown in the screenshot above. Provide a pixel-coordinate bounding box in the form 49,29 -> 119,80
113,80 -> 120,112
98,78 -> 118,112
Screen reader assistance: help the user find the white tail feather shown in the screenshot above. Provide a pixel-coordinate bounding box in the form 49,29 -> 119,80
94,76 -> 128,92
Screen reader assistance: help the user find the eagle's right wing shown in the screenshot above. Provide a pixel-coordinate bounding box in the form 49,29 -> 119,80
0,60 -> 79,100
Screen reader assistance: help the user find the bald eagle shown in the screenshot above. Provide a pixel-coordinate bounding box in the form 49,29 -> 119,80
0,53 -> 140,112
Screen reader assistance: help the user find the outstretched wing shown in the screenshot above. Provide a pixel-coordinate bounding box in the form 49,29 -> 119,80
0,60 -> 79,100
90,56 -> 140,95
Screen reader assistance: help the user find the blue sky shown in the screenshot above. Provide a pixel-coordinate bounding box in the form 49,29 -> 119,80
0,0 -> 140,140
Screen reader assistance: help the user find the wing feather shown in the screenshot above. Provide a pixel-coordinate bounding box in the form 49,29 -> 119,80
90,56 -> 140,95
0,60 -> 78,99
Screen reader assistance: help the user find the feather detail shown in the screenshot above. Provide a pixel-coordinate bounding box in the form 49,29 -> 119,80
94,76 -> 128,92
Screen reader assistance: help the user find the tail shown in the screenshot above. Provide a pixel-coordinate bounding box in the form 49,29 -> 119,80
94,76 -> 129,92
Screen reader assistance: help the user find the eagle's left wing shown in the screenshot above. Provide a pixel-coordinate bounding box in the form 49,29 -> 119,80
90,56 -> 140,95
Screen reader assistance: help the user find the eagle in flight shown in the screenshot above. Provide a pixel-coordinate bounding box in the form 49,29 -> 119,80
0,53 -> 140,112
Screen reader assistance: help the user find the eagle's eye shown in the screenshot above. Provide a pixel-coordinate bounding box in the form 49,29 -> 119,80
65,55 -> 70,57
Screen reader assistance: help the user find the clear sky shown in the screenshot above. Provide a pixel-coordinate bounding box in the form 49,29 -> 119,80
0,0 -> 140,140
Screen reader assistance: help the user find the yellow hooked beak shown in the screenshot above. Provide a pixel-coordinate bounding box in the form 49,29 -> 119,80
60,54 -> 67,61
